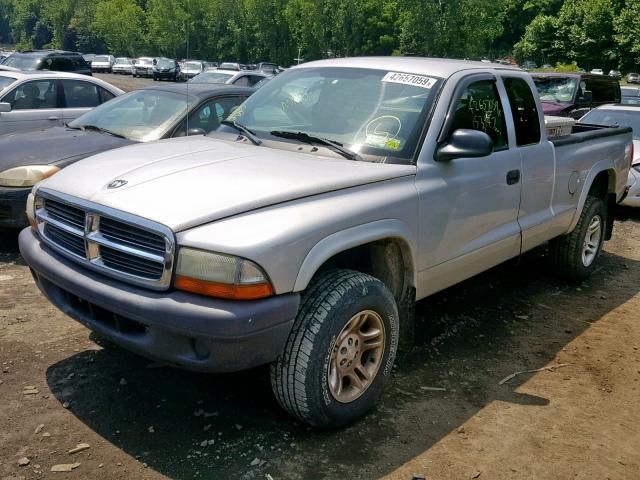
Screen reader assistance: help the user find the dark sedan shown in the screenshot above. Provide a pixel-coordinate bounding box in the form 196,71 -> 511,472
0,84 -> 253,229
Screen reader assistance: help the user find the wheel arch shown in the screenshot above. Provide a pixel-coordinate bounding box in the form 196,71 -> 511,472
293,219 -> 417,300
568,164 -> 617,238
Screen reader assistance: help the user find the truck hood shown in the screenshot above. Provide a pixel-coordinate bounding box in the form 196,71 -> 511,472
40,136 -> 416,232
541,101 -> 571,116
0,126 -> 135,171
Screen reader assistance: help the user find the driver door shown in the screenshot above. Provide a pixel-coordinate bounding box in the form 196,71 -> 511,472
416,75 -> 522,297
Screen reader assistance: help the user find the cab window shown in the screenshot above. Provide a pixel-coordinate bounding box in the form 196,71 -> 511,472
450,80 -> 508,149
504,77 -> 541,146
4,80 -> 58,110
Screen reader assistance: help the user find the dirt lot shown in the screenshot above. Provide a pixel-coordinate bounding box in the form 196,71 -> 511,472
1,208 -> 639,480
95,73 -> 155,92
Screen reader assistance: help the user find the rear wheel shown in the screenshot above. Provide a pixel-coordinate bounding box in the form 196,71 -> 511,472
271,269 -> 399,429
549,195 -> 607,281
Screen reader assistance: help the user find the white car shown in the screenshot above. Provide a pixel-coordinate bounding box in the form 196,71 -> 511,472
590,68 -> 604,75
112,57 -> 134,75
91,55 -> 115,73
189,69 -> 268,87
0,70 -> 124,135
580,104 -> 640,207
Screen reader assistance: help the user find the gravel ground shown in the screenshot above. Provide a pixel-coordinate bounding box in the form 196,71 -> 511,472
1,205 -> 639,480
94,73 -> 170,92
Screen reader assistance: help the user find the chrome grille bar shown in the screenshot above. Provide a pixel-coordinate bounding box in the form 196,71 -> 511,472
34,189 -> 175,290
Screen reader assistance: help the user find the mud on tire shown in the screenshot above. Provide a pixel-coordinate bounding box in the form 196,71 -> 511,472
270,269 -> 399,429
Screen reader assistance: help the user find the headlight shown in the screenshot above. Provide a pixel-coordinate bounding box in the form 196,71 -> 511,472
174,248 -> 273,300
25,193 -> 43,230
0,165 -> 60,187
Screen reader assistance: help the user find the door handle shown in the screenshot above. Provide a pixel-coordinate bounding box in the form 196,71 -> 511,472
48,116 -> 59,121
506,169 -> 521,185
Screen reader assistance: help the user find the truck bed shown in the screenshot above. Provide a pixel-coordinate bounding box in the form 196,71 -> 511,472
551,123 -> 633,147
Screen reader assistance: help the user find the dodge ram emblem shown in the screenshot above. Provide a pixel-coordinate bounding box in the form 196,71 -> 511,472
107,179 -> 128,189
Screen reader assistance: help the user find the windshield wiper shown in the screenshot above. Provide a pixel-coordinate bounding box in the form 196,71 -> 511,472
81,124 -> 126,139
270,130 -> 361,161
220,120 -> 262,146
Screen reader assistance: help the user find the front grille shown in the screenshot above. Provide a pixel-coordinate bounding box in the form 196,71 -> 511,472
36,191 -> 174,290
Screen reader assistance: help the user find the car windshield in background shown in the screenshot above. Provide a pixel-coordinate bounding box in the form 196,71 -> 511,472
68,90 -> 187,142
224,67 -> 442,162
115,58 -> 131,64
94,56 -> 110,62
156,59 -> 174,67
190,72 -> 233,84
0,76 -> 16,91
139,59 -> 153,65
185,62 -> 202,70
581,109 -> 640,140
533,76 -> 578,102
3,55 -> 40,70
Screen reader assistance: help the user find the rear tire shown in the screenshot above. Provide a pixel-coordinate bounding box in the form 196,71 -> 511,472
549,195 -> 607,281
271,269 -> 399,429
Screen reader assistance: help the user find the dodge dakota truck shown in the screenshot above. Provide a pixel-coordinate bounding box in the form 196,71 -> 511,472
19,58 -> 633,428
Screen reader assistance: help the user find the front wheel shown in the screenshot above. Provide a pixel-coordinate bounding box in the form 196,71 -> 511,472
549,195 -> 607,281
271,270 -> 399,429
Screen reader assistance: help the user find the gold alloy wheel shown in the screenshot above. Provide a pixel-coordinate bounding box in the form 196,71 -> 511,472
328,310 -> 385,403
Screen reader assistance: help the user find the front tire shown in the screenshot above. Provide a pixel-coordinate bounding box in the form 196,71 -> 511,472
271,270 -> 399,429
549,195 -> 607,281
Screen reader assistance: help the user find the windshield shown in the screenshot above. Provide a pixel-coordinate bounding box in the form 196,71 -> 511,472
581,109 -> 640,140
94,56 -> 109,62
220,63 -> 239,70
185,62 -> 202,70
0,76 -> 16,91
3,55 -> 40,70
533,76 -> 578,103
223,67 -> 442,162
115,58 -> 130,64
156,58 -> 174,67
68,90 -> 187,142
139,58 -> 153,65
190,72 -> 232,84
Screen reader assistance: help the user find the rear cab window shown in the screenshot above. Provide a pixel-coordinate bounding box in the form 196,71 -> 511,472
503,77 -> 541,146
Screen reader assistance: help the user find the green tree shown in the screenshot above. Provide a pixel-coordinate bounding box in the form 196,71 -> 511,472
614,0 -> 640,69
93,0 -> 146,56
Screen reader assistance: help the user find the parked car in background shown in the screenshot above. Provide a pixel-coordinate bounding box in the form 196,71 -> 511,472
112,57 -> 134,75
590,68 -> 604,75
608,69 -> 622,79
621,87 -> 640,106
521,60 -> 537,70
91,55 -> 115,73
133,57 -> 155,78
204,62 -> 218,70
219,62 -> 241,71
0,71 -> 123,136
532,72 -> 621,118
257,62 -> 279,75
627,73 -> 640,84
580,104 -> 640,207
179,60 -> 206,80
3,50 -> 92,76
153,57 -> 180,82
20,58 -> 633,429
189,69 -> 267,87
0,83 -> 253,229
82,54 -> 96,64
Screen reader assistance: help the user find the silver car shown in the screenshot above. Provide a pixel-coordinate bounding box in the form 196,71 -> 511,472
112,57 -> 134,75
189,69 -> 267,87
580,104 -> 640,207
0,71 -> 124,135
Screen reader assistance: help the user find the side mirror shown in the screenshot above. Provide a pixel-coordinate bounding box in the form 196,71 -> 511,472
436,129 -> 493,162
0,102 -> 11,113
582,90 -> 593,102
186,127 -> 206,136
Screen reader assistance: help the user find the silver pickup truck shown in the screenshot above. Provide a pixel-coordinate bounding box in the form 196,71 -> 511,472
19,58 -> 633,429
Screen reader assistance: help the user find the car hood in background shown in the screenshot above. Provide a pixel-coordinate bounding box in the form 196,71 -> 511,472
541,101 -> 571,115
40,136 -> 417,232
0,127 -> 135,171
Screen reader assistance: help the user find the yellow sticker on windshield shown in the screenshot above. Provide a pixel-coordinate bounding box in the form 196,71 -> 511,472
385,139 -> 401,150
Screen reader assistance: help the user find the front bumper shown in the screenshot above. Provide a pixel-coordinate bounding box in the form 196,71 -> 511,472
19,228 -> 300,372
154,71 -> 177,79
0,186 -> 31,229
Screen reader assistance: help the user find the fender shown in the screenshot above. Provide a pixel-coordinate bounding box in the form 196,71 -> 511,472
293,219 -> 417,292
566,161 -> 616,234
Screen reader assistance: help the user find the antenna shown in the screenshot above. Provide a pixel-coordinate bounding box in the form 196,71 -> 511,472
185,13 -> 189,137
